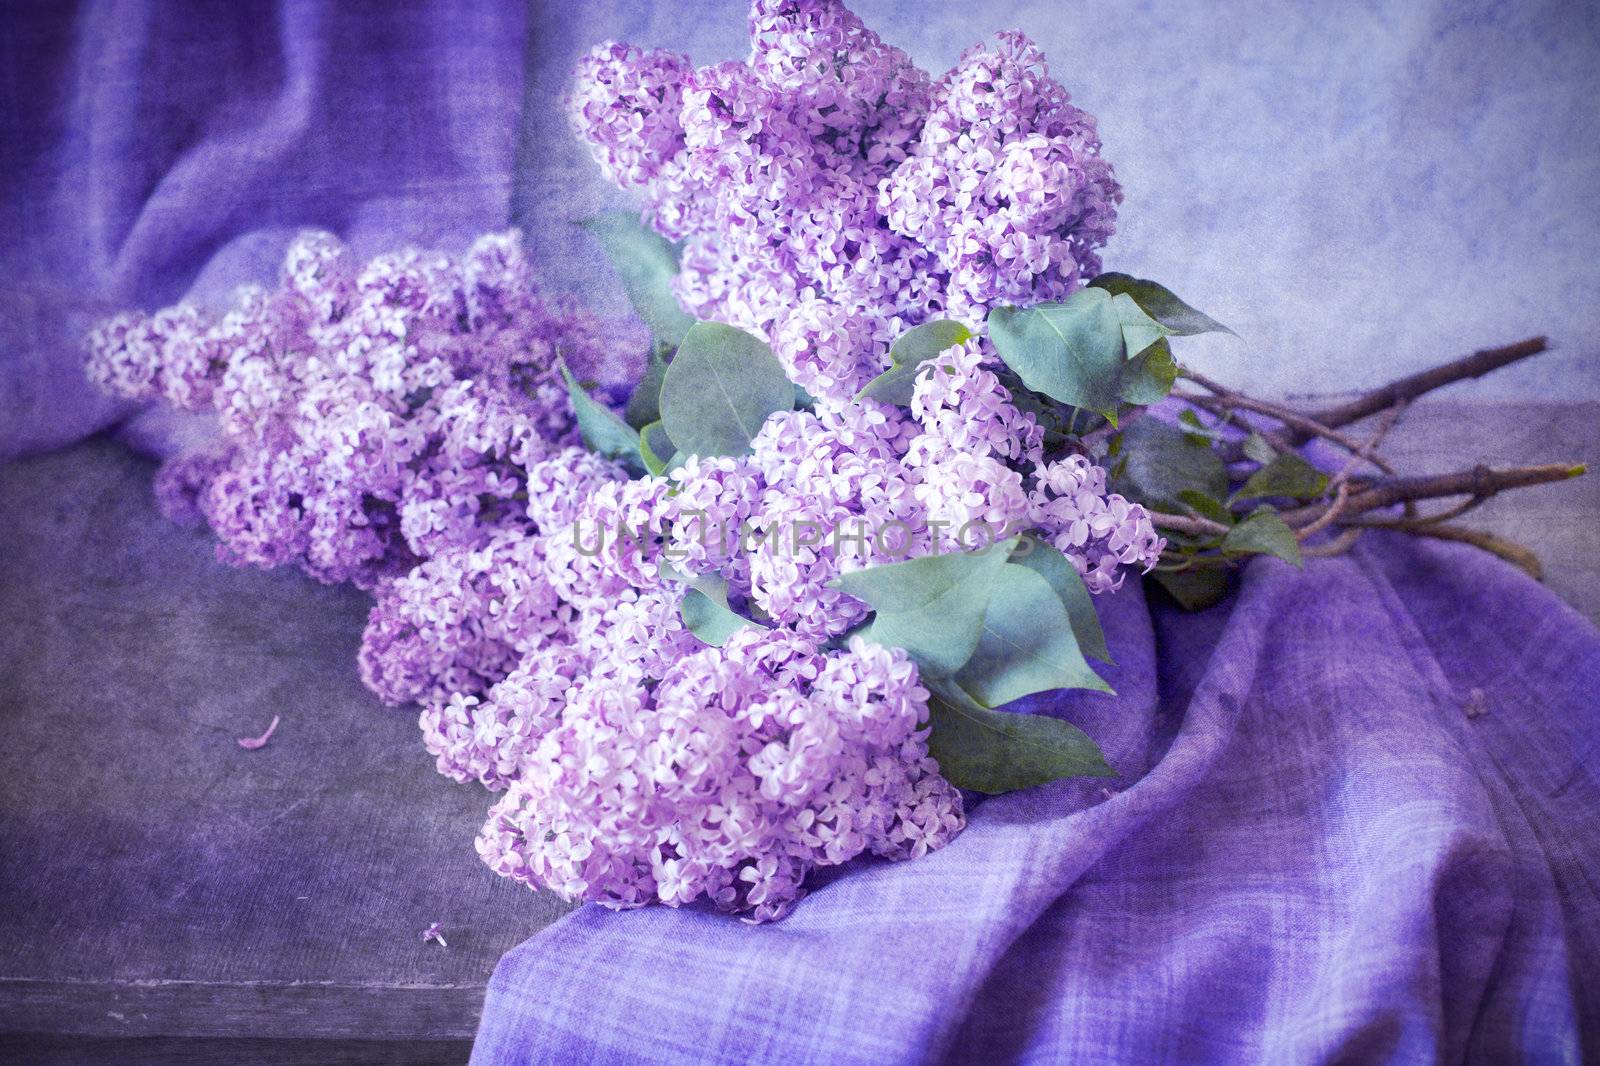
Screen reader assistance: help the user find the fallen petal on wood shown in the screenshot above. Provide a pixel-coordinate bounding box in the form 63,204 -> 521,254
237,716 -> 281,750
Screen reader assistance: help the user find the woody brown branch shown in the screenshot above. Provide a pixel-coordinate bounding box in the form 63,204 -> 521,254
1150,462 -> 1582,544
1278,462 -> 1581,528
1288,336 -> 1549,442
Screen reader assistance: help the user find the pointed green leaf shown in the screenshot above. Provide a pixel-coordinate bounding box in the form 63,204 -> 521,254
658,322 -> 794,460
1242,432 -> 1278,466
834,542 -> 1015,676
1115,417 -> 1229,511
988,288 -> 1128,418
1089,273 -> 1234,336
1119,337 -> 1178,406
955,565 -> 1112,706
561,363 -> 644,473
1176,490 -> 1235,527
678,573 -> 762,646
639,420 -> 676,477
1149,568 -> 1231,610
856,320 -> 974,405
1178,408 -> 1227,443
625,346 -> 670,429
1008,540 -> 1112,663
1110,293 -> 1174,360
1233,452 -> 1329,502
579,212 -> 694,347
923,682 -> 1114,794
1222,510 -> 1304,567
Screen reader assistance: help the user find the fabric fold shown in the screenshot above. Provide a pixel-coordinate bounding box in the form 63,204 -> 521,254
472,535 -> 1599,1065
0,1 -> 528,461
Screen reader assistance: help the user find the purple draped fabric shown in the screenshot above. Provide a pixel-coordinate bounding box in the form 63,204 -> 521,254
6,3 -> 1598,1062
0,0 -> 528,461
473,536 -> 1600,1063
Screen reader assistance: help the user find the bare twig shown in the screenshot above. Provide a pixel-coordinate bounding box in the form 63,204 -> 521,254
1132,337 -> 1576,579
1341,494 -> 1485,530
1152,461 -> 1580,568
1294,481 -> 1350,541
1295,400 -> 1408,541
1397,524 -> 1544,580
1178,376 -> 1373,455
1147,510 -> 1232,539
1279,463 -> 1583,528
1301,528 -> 1364,558
1302,336 -> 1548,437
1176,381 -> 1400,476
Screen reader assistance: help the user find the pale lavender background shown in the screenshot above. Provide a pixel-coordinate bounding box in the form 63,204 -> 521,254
3,0 -> 1598,462
515,0 -> 1600,402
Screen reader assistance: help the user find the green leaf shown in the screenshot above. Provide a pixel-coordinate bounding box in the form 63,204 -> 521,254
639,420 -> 676,477
1222,510 -> 1304,567
625,346 -> 670,429
579,212 -> 694,347
1149,568 -> 1230,610
1233,452 -> 1329,502
658,322 -> 795,460
1176,490 -> 1235,527
1178,409 -> 1226,443
1008,540 -> 1112,663
1242,432 -> 1278,466
678,573 -> 761,647
1115,417 -> 1229,512
954,565 -> 1112,706
834,542 -> 1014,676
923,682 -> 1114,794
1110,293 -> 1173,359
1089,273 -> 1234,336
988,288 -> 1130,419
856,320 -> 974,406
1119,337 -> 1178,406
561,363 -> 644,473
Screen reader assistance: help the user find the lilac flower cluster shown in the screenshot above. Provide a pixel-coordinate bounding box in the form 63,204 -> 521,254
565,0 -> 1160,595
85,0 -> 1165,923
364,488 -> 961,919
86,230 -> 627,588
476,628 -> 959,922
378,430 -> 968,917
395,335 -> 1155,918
85,231 -> 974,920
570,0 -> 1122,402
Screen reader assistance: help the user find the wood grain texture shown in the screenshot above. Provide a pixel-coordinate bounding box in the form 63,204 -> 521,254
0,1034 -> 469,1065
0,403 -> 1593,1042
0,439 -> 572,1041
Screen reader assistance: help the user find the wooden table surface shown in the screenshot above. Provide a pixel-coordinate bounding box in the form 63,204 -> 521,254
0,440 -> 572,1063
1,400 -> 1595,1061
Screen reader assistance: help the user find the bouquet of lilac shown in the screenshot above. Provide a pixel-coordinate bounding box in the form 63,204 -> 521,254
88,0 -> 1580,922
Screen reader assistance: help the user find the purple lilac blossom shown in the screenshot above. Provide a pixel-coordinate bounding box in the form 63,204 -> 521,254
567,0 -> 1158,605
475,627 -> 961,923
85,0 -> 1164,922
569,0 -> 1122,402
86,230 -> 630,589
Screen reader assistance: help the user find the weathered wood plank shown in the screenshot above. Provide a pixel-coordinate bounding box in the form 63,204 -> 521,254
0,1034 -> 470,1065
0,979 -> 485,1041
0,439 -> 572,1040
